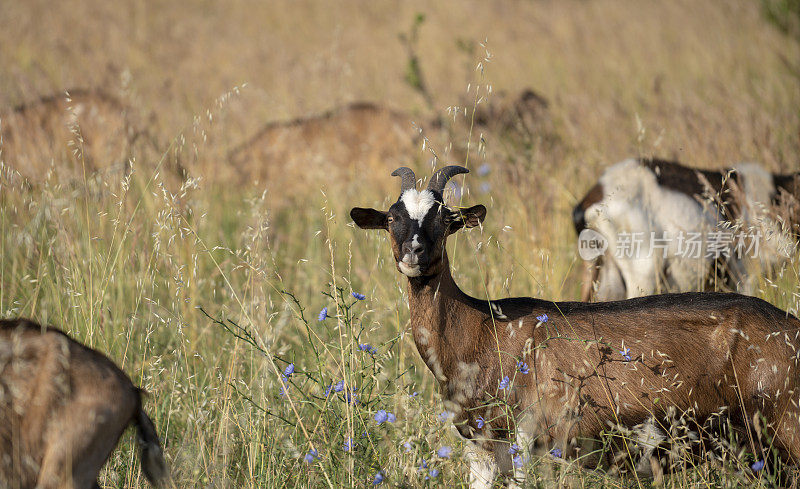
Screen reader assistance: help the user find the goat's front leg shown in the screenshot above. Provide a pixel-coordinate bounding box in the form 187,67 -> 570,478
464,441 -> 498,489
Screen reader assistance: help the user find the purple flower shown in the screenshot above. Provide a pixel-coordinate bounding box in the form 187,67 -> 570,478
479,182 -> 491,193
374,410 -> 388,424
284,363 -> 295,377
437,446 -> 452,458
324,384 -> 333,397
345,389 -> 358,404
536,313 -> 549,323
550,448 -> 562,458
343,438 -> 353,452
318,307 -> 328,321
620,346 -> 631,362
477,163 -> 491,176
499,376 -> 510,390
278,386 -> 286,396
476,416 -> 485,429
751,459 -> 765,472
410,391 -> 418,397
373,471 -> 384,485
419,459 -> 428,470
448,181 -> 463,199
438,411 -> 452,422
333,380 -> 345,392
403,441 -> 413,452
303,448 -> 318,463
508,443 -> 520,455
513,453 -> 526,468
359,343 -> 378,355
516,361 -> 530,374
387,412 -> 396,423
428,468 -> 440,479
352,292 -> 366,300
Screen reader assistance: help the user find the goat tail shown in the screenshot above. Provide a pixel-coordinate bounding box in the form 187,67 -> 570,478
133,389 -> 171,487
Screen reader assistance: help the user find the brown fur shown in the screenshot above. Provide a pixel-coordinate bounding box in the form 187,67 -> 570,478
0,318 -> 168,489
353,168 -> 800,482
225,89 -> 551,187
1,89 -> 155,182
226,102 -> 423,185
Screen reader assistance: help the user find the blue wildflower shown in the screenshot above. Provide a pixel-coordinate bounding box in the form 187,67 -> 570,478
448,182 -> 462,199
513,454 -> 526,468
419,459 -> 428,470
403,441 -> 413,452
343,438 -> 352,452
499,376 -> 511,390
477,163 -> 491,176
374,410 -> 388,424
508,443 -> 520,455
550,448 -> 562,458
516,361 -> 530,374
751,459 -> 765,472
479,182 -> 491,193
438,411 -> 451,422
303,449 -> 318,463
278,386 -> 286,396
318,307 -> 328,321
359,343 -> 378,355
345,389 -> 358,404
333,380 -> 344,392
373,472 -> 384,485
428,468 -> 440,479
536,313 -> 549,323
437,446 -> 452,458
352,292 -> 366,300
410,391 -> 418,397
284,363 -> 295,377
324,384 -> 333,397
476,416 -> 485,429
387,412 -> 396,423
620,346 -> 631,362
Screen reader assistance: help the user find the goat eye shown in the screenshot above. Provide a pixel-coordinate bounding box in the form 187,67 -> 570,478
387,216 -> 394,223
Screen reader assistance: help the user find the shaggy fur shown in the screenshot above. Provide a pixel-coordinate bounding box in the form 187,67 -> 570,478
0,318 -> 169,489
574,158 -> 800,301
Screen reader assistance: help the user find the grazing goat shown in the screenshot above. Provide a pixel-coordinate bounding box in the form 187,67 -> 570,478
351,166 -> 800,488
0,318 -> 169,489
573,158 -> 800,301
1,89 -> 158,182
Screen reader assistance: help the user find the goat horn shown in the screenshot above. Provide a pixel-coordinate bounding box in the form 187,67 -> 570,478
391,167 -> 417,192
427,165 -> 469,193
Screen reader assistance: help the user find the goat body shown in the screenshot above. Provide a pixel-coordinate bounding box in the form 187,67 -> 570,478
352,166 -> 800,488
573,158 -> 800,301
0,318 -> 169,489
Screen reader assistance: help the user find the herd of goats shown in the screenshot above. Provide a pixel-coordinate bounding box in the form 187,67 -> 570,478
2,89 -> 800,488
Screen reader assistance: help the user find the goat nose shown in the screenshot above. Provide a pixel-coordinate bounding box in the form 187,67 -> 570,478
403,238 -> 423,255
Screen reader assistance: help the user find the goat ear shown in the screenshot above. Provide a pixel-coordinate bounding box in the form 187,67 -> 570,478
449,204 -> 487,233
350,207 -> 388,230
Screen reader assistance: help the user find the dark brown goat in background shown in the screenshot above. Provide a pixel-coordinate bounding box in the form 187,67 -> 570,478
0,319 -> 169,489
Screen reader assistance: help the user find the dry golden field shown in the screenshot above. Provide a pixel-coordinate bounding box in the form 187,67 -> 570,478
1,0 -> 799,487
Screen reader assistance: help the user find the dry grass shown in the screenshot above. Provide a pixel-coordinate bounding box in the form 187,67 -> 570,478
0,0 -> 798,487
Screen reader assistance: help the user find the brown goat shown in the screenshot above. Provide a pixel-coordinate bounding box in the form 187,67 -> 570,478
0,318 -> 169,489
351,166 -> 800,488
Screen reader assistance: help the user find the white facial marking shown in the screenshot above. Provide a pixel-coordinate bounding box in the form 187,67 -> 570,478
400,189 -> 436,226
398,261 -> 421,277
